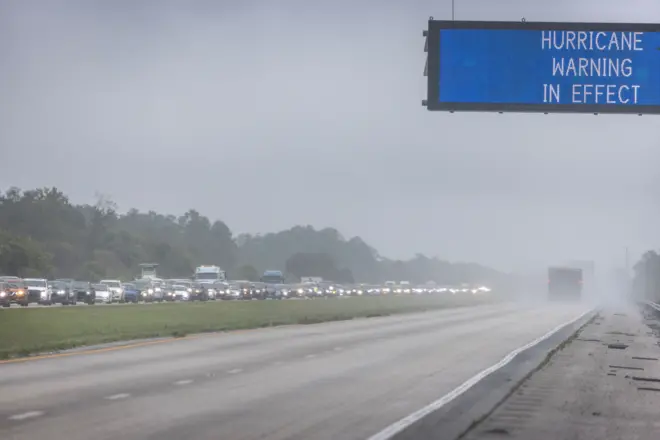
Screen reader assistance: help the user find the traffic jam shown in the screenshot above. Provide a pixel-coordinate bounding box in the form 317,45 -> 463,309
0,265 -> 491,307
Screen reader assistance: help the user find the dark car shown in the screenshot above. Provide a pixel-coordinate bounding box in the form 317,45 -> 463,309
71,281 -> 93,304
190,282 -> 209,301
122,283 -> 139,303
134,279 -> 157,302
49,280 -> 77,305
161,281 -> 176,302
251,282 -> 267,300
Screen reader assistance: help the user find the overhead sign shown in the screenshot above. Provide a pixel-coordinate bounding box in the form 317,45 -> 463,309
424,20 -> 660,114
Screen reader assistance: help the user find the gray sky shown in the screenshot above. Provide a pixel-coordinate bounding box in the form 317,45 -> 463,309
1,0 -> 659,272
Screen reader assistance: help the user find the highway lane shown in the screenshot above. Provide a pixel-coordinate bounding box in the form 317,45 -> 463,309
0,302 -> 590,440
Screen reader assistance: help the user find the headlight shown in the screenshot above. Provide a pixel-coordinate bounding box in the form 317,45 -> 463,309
0,292 -> 5,297
297,289 -> 303,294
17,290 -> 24,296
155,287 -> 161,292
57,290 -> 65,294
256,290 -> 261,293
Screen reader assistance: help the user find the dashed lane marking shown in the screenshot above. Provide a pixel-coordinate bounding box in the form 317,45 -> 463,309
105,393 -> 130,400
228,368 -> 243,374
174,379 -> 193,385
8,411 -> 44,421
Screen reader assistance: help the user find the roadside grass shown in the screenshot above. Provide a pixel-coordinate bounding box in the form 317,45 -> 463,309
0,295 -> 494,359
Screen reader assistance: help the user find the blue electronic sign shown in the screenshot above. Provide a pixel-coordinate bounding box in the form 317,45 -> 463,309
425,20 -> 660,114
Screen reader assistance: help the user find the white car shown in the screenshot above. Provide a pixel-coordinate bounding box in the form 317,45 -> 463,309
173,285 -> 190,301
100,279 -> 124,302
92,283 -> 113,304
24,278 -> 51,305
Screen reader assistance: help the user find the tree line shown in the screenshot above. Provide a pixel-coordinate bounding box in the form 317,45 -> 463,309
0,187 -> 507,286
633,250 -> 660,301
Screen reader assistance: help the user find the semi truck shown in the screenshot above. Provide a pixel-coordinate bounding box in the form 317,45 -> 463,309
548,266 -> 583,301
194,265 -> 226,284
262,270 -> 286,284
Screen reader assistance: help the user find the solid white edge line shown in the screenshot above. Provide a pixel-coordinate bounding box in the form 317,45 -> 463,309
366,308 -> 595,440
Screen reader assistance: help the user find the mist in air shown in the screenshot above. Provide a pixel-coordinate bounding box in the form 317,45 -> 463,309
1,0 -> 659,296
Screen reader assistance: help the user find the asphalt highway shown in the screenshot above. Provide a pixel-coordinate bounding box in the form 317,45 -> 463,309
0,302 -> 590,440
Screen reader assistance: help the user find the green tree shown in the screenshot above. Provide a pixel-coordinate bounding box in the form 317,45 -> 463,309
235,264 -> 259,281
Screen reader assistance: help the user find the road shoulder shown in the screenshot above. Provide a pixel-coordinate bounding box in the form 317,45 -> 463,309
389,307 -> 596,440
461,304 -> 660,440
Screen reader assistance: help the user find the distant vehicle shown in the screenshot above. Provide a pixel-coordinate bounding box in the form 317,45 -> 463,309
71,281 -> 95,304
49,280 -> 76,305
92,283 -> 112,304
134,279 -> 157,302
213,281 -> 230,299
190,282 -> 209,301
262,270 -> 286,284
100,279 -> 124,303
229,280 -> 252,300
122,283 -> 139,303
300,276 -> 322,284
0,278 -> 28,307
548,267 -> 583,300
24,278 -> 51,305
194,265 -> 226,284
161,281 -> 176,301
225,282 -> 244,300
139,263 -> 160,280
250,282 -> 267,300
0,281 -> 10,307
172,284 -> 191,301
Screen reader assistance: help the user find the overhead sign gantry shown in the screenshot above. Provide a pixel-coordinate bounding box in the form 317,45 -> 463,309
423,19 -> 660,114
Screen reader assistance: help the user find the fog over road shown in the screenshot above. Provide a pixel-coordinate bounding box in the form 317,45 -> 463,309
0,303 -> 590,440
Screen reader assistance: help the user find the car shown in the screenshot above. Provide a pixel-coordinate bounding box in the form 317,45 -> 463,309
251,282 -> 267,300
189,282 -> 209,301
134,279 -> 157,303
0,278 -> 28,307
122,283 -> 140,303
0,281 -> 12,307
91,283 -> 112,304
100,279 -> 124,303
224,282 -> 244,300
213,281 -> 230,299
70,281 -> 94,304
23,278 -> 51,305
49,280 -> 77,305
161,281 -> 176,302
172,284 -> 190,301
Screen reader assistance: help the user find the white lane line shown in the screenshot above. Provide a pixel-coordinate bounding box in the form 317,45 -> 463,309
227,368 -> 243,374
105,393 -> 130,400
333,347 -> 343,351
305,354 -> 316,359
8,411 -> 44,421
367,308 -> 595,440
174,379 -> 193,385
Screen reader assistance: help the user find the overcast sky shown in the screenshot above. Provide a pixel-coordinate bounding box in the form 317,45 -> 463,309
1,0 -> 659,272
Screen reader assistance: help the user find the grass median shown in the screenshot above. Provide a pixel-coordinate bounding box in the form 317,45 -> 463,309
0,294 -> 494,359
